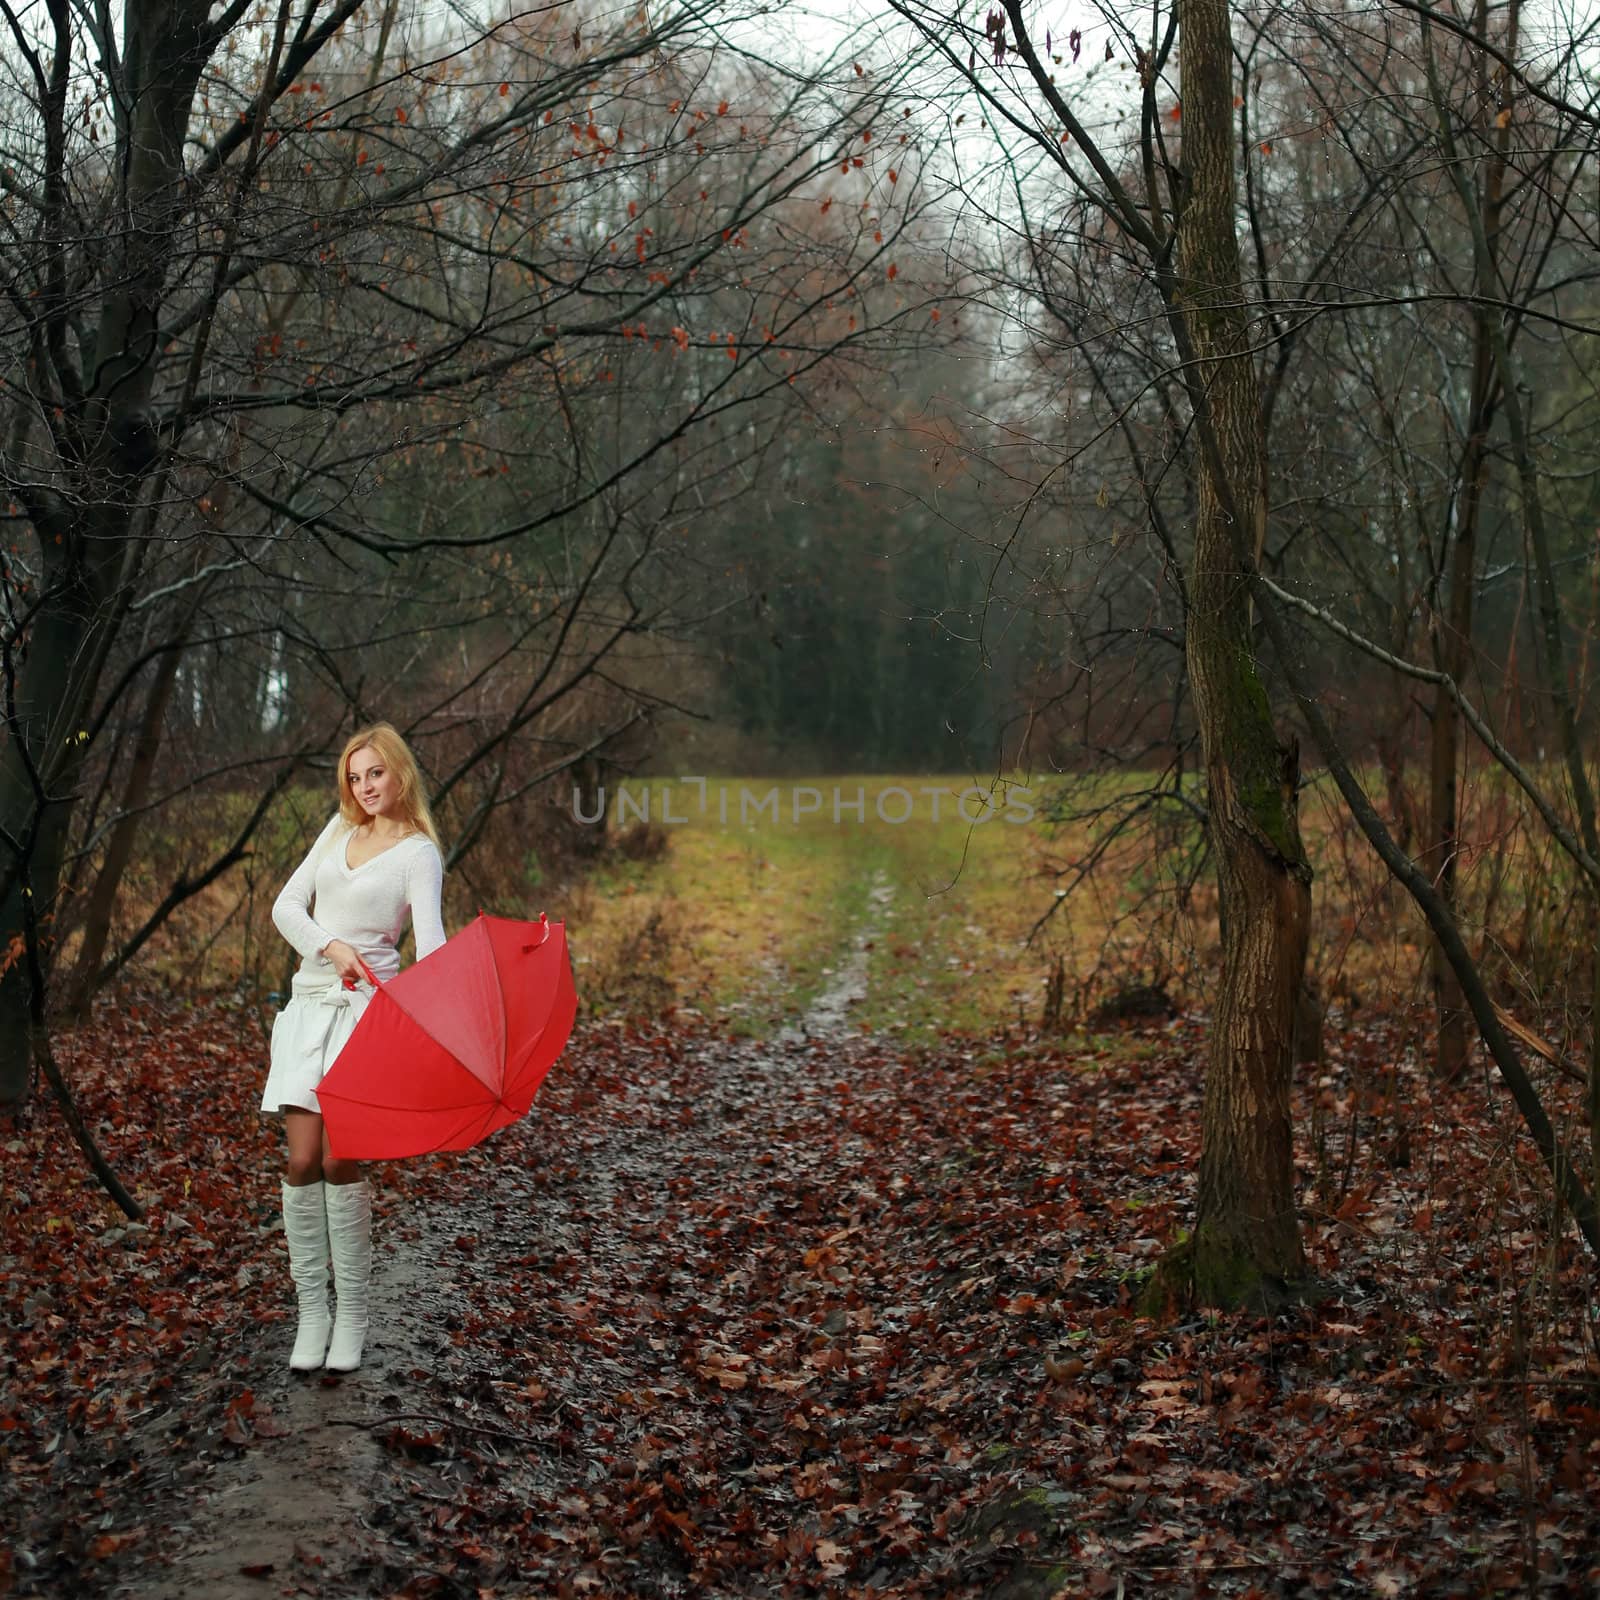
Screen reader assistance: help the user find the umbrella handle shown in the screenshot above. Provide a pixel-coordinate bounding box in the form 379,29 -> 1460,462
521,912 -> 551,954
341,957 -> 382,991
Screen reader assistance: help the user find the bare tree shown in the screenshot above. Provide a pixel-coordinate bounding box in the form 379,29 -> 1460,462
884,0 -> 1313,1303
886,0 -> 1600,1293
0,0 -> 939,1106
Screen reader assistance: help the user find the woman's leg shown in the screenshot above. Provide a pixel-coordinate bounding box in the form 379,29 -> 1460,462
321,1122 -> 360,1189
322,1124 -> 372,1371
279,1111 -> 331,1370
284,1109 -> 325,1185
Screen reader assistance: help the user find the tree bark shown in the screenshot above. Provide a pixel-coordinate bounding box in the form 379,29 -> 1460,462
1168,0 -> 1313,1304
1426,0 -> 1509,1082
0,515 -> 129,1103
63,634 -> 188,1017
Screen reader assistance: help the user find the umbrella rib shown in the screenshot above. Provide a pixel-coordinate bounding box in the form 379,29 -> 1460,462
460,1100 -> 501,1150
320,1091 -> 505,1115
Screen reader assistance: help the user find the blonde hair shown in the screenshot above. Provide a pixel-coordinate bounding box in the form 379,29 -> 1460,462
336,722 -> 441,849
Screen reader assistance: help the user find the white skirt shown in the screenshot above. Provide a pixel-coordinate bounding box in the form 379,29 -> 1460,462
260,970 -> 375,1114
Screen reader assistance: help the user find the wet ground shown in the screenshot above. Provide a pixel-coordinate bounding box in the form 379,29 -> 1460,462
29,876 -> 1594,1599
117,883 -> 895,1597
117,1234 -> 447,1598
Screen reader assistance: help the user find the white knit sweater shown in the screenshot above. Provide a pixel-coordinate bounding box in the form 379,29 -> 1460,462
272,813 -> 446,981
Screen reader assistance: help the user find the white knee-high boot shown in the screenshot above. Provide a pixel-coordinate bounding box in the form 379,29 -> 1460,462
324,1179 -> 372,1371
281,1180 -> 331,1372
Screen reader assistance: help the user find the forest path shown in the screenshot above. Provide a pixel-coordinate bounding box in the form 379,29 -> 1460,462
120,1198 -> 460,1598
122,881 -> 898,1599
22,897 -> 1589,1598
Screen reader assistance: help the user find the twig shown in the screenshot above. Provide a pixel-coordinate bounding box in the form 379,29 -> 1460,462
326,1410 -> 552,1447
1491,1003 -> 1588,1087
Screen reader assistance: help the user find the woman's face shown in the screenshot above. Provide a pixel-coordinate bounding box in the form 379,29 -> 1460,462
347,746 -> 402,823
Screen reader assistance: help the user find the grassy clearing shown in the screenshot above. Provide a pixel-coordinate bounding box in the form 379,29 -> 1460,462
82,757 -> 1583,1047
564,762 -> 1580,1042
564,774 -> 1131,1042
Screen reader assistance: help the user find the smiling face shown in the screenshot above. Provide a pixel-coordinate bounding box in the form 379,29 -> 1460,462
346,745 -> 402,823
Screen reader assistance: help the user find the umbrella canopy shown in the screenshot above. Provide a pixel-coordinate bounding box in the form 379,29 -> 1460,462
318,912 -> 576,1160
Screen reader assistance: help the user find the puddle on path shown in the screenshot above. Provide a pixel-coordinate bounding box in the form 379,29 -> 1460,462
778,869 -> 895,1042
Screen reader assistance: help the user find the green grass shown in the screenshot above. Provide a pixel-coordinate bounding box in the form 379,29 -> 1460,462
569,774 -> 1085,1041
99,753 -> 1592,1042
566,757 -> 1593,1041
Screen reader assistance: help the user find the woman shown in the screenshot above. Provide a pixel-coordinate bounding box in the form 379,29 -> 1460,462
263,723 -> 446,1372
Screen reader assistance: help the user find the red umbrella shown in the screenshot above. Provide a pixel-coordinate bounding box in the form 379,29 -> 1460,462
318,912 -> 576,1160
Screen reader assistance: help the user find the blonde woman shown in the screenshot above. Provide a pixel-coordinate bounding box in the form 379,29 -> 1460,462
263,723 -> 446,1372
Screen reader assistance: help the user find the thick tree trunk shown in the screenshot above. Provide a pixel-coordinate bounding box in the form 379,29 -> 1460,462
1164,0 -> 1313,1305
0,522 -> 128,1104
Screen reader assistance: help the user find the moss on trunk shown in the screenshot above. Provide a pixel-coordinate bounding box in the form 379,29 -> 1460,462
1143,1225 -> 1303,1316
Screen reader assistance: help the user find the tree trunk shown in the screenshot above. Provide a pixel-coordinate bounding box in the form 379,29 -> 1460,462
1426,0 -> 1507,1082
0,0 -> 216,1105
1167,0 -> 1313,1305
63,635 -> 188,1018
0,521 -> 128,1104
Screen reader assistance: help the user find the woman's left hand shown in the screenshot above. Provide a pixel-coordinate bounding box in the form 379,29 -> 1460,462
322,938 -> 371,987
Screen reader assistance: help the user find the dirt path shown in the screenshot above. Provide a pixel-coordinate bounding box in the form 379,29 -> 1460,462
34,881 -> 1598,1598
780,869 -> 894,1041
125,882 -> 898,1598
120,1210 -> 468,1599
